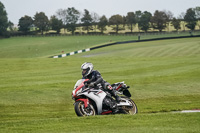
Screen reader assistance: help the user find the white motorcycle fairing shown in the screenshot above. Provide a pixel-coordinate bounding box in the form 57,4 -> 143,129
79,89 -> 107,114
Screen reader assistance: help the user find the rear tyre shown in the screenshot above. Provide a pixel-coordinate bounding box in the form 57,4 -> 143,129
74,101 -> 96,116
121,97 -> 138,115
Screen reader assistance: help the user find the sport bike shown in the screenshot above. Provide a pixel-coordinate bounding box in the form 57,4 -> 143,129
72,79 -> 138,116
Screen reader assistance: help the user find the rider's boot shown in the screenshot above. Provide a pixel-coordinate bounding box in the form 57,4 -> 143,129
109,89 -> 121,103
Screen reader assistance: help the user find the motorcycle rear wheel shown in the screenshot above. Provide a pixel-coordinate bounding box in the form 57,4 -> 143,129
74,101 -> 96,116
121,98 -> 138,115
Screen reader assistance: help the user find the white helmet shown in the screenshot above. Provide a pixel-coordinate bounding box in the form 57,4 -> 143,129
81,62 -> 94,77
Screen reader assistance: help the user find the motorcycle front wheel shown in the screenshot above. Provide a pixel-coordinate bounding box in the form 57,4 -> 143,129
74,101 -> 96,116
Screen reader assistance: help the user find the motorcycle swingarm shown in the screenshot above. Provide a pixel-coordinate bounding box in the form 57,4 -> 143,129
117,98 -> 132,106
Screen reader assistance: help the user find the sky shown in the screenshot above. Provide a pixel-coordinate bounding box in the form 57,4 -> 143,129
1,0 -> 200,24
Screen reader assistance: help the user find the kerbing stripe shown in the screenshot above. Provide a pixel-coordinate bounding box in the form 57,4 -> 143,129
78,50 -> 82,53
172,109 -> 200,113
62,54 -> 66,57
51,48 -> 91,58
70,52 -> 75,55
86,48 -> 90,52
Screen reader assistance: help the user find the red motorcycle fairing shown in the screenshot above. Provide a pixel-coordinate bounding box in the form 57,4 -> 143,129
72,79 -> 89,98
76,99 -> 89,108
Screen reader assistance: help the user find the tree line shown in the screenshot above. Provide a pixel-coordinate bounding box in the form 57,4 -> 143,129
0,1 -> 200,37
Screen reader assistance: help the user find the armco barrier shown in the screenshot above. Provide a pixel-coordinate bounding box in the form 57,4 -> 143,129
51,35 -> 200,58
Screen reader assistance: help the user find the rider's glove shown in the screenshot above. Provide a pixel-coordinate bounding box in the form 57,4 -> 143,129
84,81 -> 90,84
89,82 -> 96,87
84,81 -> 89,88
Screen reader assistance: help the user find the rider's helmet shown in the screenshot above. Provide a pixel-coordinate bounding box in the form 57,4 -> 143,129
81,62 -> 93,78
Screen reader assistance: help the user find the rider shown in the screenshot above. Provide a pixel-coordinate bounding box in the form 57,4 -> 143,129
81,62 -> 121,104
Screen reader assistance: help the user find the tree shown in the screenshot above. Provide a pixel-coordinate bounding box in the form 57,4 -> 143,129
98,15 -> 108,33
109,14 -> 124,33
34,12 -> 49,35
164,10 -> 174,31
81,9 -> 93,33
18,15 -> 33,34
91,12 -> 100,32
65,7 -> 80,34
151,10 -> 168,32
126,12 -> 136,33
135,10 -> 142,32
56,9 -> 67,24
171,17 -> 181,31
184,8 -> 197,31
56,8 -> 80,34
195,7 -> 200,19
138,11 -> 152,32
194,6 -> 200,29
178,12 -> 186,31
0,1 -> 9,36
50,15 -> 63,34
8,21 -> 14,32
56,9 -> 68,33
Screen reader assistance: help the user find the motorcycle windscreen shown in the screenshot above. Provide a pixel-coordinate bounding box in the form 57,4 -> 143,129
74,79 -> 87,89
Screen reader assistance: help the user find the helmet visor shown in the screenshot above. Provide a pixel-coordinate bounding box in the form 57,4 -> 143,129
82,69 -> 87,75
82,68 -> 90,77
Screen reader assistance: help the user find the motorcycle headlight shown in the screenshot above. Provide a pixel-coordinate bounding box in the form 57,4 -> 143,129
72,96 -> 75,100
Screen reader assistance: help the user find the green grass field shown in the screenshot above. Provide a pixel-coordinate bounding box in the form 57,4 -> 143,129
0,35 -> 200,133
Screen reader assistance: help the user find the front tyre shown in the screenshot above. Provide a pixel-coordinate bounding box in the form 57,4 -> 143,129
74,101 -> 96,116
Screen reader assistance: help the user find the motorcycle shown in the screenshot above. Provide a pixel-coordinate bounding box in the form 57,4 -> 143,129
72,79 -> 138,116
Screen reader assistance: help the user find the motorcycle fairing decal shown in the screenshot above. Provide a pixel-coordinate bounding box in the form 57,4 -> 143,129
76,99 -> 89,108
96,90 -> 103,95
101,110 -> 112,115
